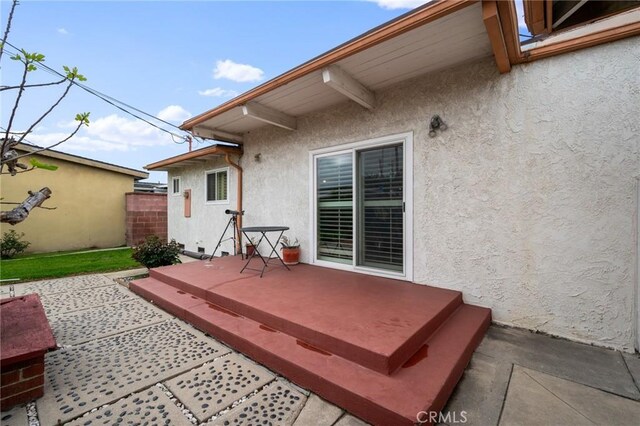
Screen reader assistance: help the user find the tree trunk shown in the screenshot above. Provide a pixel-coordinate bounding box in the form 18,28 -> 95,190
1,187 -> 52,225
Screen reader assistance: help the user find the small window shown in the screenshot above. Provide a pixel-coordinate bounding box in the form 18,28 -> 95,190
205,168 -> 229,203
172,176 -> 181,195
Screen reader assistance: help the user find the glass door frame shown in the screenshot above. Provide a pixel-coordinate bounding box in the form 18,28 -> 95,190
309,131 -> 414,281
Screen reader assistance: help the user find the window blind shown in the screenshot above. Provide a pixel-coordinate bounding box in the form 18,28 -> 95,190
317,154 -> 353,263
357,145 -> 403,271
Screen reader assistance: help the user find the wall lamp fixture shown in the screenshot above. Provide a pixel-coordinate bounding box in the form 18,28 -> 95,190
428,115 -> 447,137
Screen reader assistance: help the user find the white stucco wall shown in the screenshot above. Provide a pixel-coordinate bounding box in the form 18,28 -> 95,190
168,158 -> 239,257
173,37 -> 640,351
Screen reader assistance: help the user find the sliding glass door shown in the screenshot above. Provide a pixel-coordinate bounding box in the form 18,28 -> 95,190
314,134 -> 410,276
357,144 -> 403,272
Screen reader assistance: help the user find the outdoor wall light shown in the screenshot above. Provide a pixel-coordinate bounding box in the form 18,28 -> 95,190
428,114 -> 448,137
254,153 -> 261,162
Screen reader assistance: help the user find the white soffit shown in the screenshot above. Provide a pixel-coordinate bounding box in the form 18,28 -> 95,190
198,3 -> 491,134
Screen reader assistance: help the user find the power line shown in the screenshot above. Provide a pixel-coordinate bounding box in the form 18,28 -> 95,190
2,41 -> 193,144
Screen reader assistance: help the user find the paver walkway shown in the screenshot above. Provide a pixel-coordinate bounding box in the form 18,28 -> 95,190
1,272 -> 640,425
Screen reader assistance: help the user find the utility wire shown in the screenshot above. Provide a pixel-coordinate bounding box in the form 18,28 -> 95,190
2,41 -> 197,144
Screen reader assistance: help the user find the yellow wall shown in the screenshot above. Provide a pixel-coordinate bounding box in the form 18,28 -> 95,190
0,153 -> 135,253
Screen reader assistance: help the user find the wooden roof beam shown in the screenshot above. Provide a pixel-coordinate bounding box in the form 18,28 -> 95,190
523,0 -> 548,36
495,0 -> 522,64
241,101 -> 297,131
482,1 -> 512,73
322,65 -> 375,110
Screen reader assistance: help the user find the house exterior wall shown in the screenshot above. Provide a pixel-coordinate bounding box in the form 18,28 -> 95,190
172,37 -> 639,351
167,157 -> 239,256
0,153 -> 135,253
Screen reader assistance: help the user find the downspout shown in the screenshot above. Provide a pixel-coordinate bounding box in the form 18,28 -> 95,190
224,153 -> 243,254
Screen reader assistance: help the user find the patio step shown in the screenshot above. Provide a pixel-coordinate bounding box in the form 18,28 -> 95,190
144,257 -> 464,375
130,277 -> 491,426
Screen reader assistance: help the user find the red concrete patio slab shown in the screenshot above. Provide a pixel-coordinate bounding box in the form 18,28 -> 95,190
149,257 -> 258,299
181,289 -> 491,426
130,277 -> 205,318
197,258 -> 463,374
132,259 -> 492,425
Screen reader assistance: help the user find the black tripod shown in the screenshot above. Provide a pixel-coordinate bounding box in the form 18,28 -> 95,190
209,209 -> 243,260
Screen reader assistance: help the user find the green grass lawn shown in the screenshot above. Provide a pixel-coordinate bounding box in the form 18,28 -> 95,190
1,247 -> 142,282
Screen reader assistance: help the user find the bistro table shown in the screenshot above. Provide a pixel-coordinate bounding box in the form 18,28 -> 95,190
240,226 -> 291,277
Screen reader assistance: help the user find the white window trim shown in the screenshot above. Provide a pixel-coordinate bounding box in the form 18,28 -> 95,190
204,167 -> 230,205
171,176 -> 181,196
308,131 -> 414,281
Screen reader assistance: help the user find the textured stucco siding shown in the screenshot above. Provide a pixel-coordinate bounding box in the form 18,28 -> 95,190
174,37 -> 639,350
168,158 -> 239,257
0,154 -> 135,252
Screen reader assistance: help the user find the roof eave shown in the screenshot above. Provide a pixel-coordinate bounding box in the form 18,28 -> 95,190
180,0 -> 475,131
145,145 -> 243,171
15,143 -> 149,179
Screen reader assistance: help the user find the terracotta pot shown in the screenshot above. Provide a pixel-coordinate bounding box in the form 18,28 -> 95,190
245,244 -> 255,257
281,247 -> 300,265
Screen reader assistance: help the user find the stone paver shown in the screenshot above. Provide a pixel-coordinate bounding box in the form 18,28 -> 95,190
66,386 -> 186,425
334,414 -> 370,426
37,320 -> 230,425
47,298 -> 170,346
0,405 -> 28,426
477,326 -> 640,400
4,273 -> 640,426
443,352 -> 512,426
623,353 -> 640,391
208,381 -> 307,425
293,394 -> 344,426
499,366 -> 640,426
165,353 -> 275,422
40,284 -> 135,316
3,274 -> 115,296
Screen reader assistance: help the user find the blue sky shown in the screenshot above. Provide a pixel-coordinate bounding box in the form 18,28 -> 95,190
0,0 -> 428,182
2,1 -> 529,183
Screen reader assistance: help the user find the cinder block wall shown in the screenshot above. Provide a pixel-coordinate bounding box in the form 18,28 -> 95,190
125,193 -> 167,246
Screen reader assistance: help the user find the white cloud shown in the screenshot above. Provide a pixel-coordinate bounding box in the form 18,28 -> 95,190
28,112 -> 181,153
28,132 -> 131,152
369,0 -> 425,10
213,59 -> 264,82
198,87 -> 239,98
157,105 -> 192,122
24,104 -> 191,153
57,28 -> 69,35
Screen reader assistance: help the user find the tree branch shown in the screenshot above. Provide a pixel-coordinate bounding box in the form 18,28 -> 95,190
15,78 -> 74,145
0,137 -> 28,175
2,118 -> 86,165
0,77 -> 66,91
0,201 -> 56,210
0,165 -> 35,175
1,59 -> 29,156
0,187 -> 52,225
0,0 -> 18,64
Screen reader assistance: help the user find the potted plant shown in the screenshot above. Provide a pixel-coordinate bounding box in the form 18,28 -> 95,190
245,237 -> 257,258
279,235 -> 300,265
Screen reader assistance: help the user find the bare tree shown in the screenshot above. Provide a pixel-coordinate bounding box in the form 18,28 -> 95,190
1,0 -> 90,225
